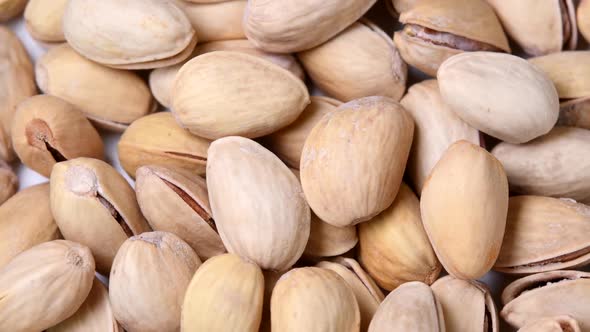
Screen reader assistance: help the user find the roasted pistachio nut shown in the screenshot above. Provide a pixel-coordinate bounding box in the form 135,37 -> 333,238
181,253 -> 264,332
0,240 -> 95,332
135,165 -> 225,260
492,127 -> 590,204
421,141 -> 508,280
24,0 -> 68,42
578,0 -> 590,43
393,0 -> 510,76
301,96 -> 414,227
244,0 -> 377,53
401,79 -> 480,193
438,52 -> 559,143
368,281 -> 445,332
63,0 -> 196,69
172,51 -> 309,139
118,112 -> 209,178
272,267 -> 360,332
530,51 -> 590,99
50,157 -> 151,274
0,160 -> 17,205
207,137 -> 310,271
359,183 -> 441,291
0,0 -> 26,21
298,20 -> 407,102
431,276 -> 499,332
518,316 -> 581,332
304,213 -> 358,258
36,44 -> 154,132
501,270 -> 590,329
172,0 -> 246,43
110,232 -> 201,332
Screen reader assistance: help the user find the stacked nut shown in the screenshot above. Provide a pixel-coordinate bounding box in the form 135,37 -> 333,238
2,0 -> 590,331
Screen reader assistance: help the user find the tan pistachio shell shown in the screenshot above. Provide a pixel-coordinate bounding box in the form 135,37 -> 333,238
301,96 -> 414,227
530,51 -> 590,99
578,0 -> 590,43
559,97 -> 590,129
135,165 -> 225,260
24,0 -> 68,42
0,0 -> 27,21
110,232 -> 201,332
0,159 -> 17,204
173,0 -> 245,43
50,157 -> 151,274
0,240 -> 95,332
391,0 -> 418,14
298,20 -> 407,102
117,112 -> 209,178
517,316 -> 581,332
304,212 -> 358,258
181,253 -> 264,332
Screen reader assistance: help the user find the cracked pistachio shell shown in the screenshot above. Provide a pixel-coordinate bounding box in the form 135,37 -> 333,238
272,267 -> 360,332
50,157 -> 151,274
518,316 -> 581,332
401,79 -> 480,193
0,159 -> 17,204
298,20 -> 407,102
496,196 -> 590,274
0,0 -> 26,21
244,0 -> 377,53
368,281 -> 445,332
24,0 -> 68,42
0,240 -> 95,332
172,0 -> 246,42
578,0 -> 590,42
530,51 -> 590,99
63,0 -> 196,69
118,112 -> 209,178
492,127 -> 590,204
359,183 -> 441,291
421,140 -> 508,280
135,165 -> 225,260
0,183 -> 59,268
36,44 -> 155,132
501,270 -> 590,329
206,136 -> 310,271
301,96 -> 414,227
172,51 -> 309,139
438,52 -> 559,143
11,95 -> 104,177
110,232 -> 201,332
182,253 -> 264,332
559,97 -> 590,129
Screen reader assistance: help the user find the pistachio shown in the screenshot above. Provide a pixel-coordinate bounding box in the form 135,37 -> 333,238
118,112 -> 209,178
244,0 -> 377,53
0,159 -> 17,204
358,183 -> 441,291
558,97 -> 590,129
401,79 -> 480,193
135,165 -> 225,260
529,51 -> 590,99
24,0 -> 68,42
431,276 -> 499,332
305,212 -> 358,258
368,281 -> 445,332
172,51 -> 310,139
271,267 -> 360,332
182,253 -> 264,332
438,52 -> 559,143
492,127 -> 590,204
301,96 -> 414,227
0,240 -> 95,332
0,0 -> 26,21
393,0 -> 510,76
298,20 -> 407,102
11,95 -> 104,177
518,316 -> 581,332
501,270 -> 590,329
50,157 -> 151,274
172,0 -> 246,43
36,44 -> 155,132
63,0 -> 196,69
577,0 -> 590,43
206,136 -> 310,271
110,232 -> 201,332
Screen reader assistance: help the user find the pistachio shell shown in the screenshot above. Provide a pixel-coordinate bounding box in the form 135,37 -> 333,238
492,127 -> 590,204
173,0 -> 246,42
118,112 -> 209,178
181,253 -> 264,332
50,157 -> 151,274
244,0 -> 377,53
0,240 -> 95,332
272,267 -> 360,332
110,232 -> 201,332
0,0 -> 27,21
517,316 -> 581,332
438,52 -> 559,143
301,96 -> 414,227
0,159 -> 17,204
298,20 -> 407,102
530,51 -> 590,99
559,97 -> 590,129
206,136 -> 310,271
358,183 -> 441,291
24,0 -> 68,42
421,140 -> 508,279
305,213 -> 358,258
578,0 -> 590,42
172,51 -> 310,139
391,0 -> 418,14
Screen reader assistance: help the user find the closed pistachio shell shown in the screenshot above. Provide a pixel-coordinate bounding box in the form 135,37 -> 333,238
0,160 -> 17,204
438,52 -> 559,143
24,0 -> 68,42
182,254 -> 264,332
517,316 -> 581,332
110,232 -> 201,332
0,240 -> 95,332
578,0 -> 590,42
559,97 -> 590,129
173,0 -> 246,42
301,96 -> 414,227
0,0 -> 27,21
530,51 -> 590,99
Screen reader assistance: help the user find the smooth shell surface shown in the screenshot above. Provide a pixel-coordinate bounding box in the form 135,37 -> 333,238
173,0 -> 246,43
24,0 -> 68,42
517,316 -> 581,332
530,51 -> 590,99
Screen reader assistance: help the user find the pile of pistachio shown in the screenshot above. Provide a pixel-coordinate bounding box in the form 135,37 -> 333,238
2,0 -> 590,331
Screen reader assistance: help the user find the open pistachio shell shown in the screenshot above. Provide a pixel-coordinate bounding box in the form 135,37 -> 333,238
172,0 -> 246,43
0,159 -> 17,205
518,316 -> 581,332
0,0 -> 27,21
24,0 -> 68,42
530,51 -> 590,99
